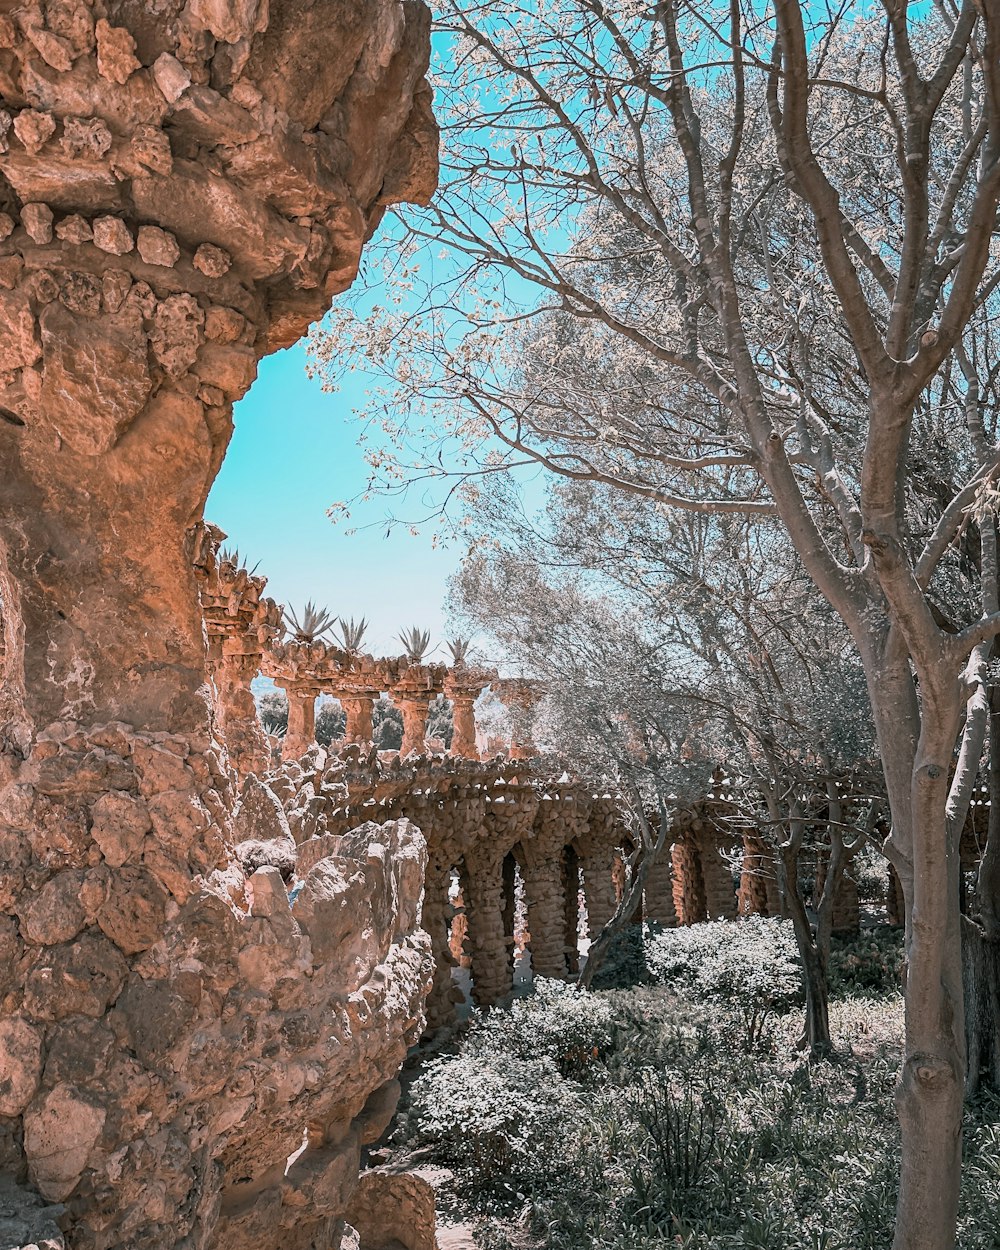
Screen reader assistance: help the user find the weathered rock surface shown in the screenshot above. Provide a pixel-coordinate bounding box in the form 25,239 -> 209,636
0,3 -> 437,1249
346,1169 -> 438,1250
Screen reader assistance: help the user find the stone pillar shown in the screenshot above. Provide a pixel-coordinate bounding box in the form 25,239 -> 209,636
284,685 -> 317,759
832,871 -> 861,935
581,848 -> 618,936
492,677 -> 545,760
463,849 -> 513,1006
216,650 -> 270,775
738,836 -> 775,917
0,6 -> 437,1249
523,857 -> 568,978
671,839 -> 707,925
563,846 -> 581,974
816,853 -> 862,935
643,849 -> 677,926
397,696 -> 430,757
422,857 -> 459,1034
341,694 -> 375,744
450,695 -> 479,759
701,838 -> 738,920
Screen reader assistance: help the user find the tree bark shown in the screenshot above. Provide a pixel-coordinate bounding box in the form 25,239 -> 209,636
578,842 -> 658,991
889,690 -> 965,1250
780,843 -> 833,1056
963,681 -> 1000,1093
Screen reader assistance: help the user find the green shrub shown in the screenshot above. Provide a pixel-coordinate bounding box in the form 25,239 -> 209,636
315,699 -> 346,745
827,928 -> 903,998
645,917 -> 801,1044
407,1048 -> 580,1201
851,846 -> 889,903
497,977 -> 617,1074
587,923 -> 655,990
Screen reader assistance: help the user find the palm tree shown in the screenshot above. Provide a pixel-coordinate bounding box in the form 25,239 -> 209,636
283,601 -> 336,643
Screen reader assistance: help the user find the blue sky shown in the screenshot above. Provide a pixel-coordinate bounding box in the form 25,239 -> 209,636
206,340 -> 460,657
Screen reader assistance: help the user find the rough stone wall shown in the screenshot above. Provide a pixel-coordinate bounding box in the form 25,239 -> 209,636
0,4 -> 437,1248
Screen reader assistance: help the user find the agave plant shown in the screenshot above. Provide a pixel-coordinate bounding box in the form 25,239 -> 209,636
334,615 -> 369,654
398,626 -> 432,663
218,545 -> 260,576
446,636 -> 474,665
283,600 -> 336,643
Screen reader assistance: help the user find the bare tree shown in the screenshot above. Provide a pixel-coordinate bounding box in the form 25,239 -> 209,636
312,5 -> 1000,1244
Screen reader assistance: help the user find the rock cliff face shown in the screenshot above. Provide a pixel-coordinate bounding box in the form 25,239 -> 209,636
0,4 -> 437,1248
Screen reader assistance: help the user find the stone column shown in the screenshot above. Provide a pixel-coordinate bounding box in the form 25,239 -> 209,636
581,848 -> 618,936
523,857 -> 568,978
563,846 -> 581,974
701,837 -> 738,920
463,849 -> 513,1006
492,677 -> 545,760
738,836 -> 775,917
450,694 -> 479,758
643,848 -> 677,927
815,853 -> 862,935
341,694 -> 375,744
831,871 -> 861,935
397,696 -> 430,757
217,649 -> 270,775
283,684 -> 317,759
422,857 -> 459,1034
671,839 -> 707,925
0,7 -> 437,1249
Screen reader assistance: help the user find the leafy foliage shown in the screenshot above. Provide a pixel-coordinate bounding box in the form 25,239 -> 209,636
446,636 -> 473,665
426,694 -> 454,750
644,918 -> 802,1046
218,545 -> 260,576
827,930 -> 904,1000
257,690 -> 288,736
315,699 -> 346,746
398,985 -> 912,1250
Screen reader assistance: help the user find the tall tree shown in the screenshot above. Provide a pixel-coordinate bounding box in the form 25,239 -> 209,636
451,478 -> 881,1051
311,6 -> 1000,1244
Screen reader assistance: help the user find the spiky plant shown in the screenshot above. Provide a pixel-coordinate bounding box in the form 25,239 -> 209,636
446,636 -> 472,666
283,600 -> 336,643
398,626 -> 432,663
218,546 -> 261,576
335,615 -> 369,655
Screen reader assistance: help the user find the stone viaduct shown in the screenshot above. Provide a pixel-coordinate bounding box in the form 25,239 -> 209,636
200,542 -> 870,1036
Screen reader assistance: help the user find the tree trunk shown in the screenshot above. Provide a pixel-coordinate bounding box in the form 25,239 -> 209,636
961,913 -> 1000,1095
852,636 -> 966,1250
889,693 -> 965,1250
578,843 -> 658,991
778,841 -> 832,1056
963,680 -> 1000,1093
